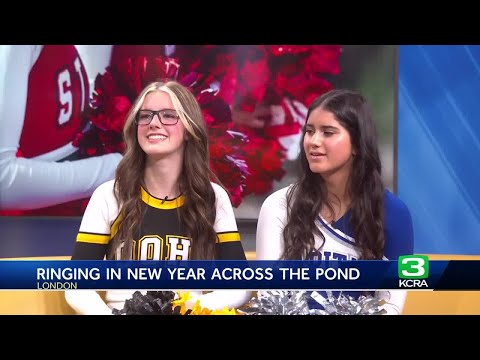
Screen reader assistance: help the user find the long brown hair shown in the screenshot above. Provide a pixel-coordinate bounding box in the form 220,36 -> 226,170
283,89 -> 385,260
109,80 -> 221,260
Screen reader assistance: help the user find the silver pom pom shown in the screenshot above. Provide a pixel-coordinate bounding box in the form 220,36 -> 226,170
309,291 -> 387,315
239,290 -> 311,315
239,290 -> 388,315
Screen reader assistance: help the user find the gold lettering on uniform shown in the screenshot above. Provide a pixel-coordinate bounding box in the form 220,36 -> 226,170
165,235 -> 191,260
137,236 -> 164,260
147,243 -> 155,258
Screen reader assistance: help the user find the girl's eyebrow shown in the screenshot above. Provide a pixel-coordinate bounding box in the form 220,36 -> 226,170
305,124 -> 338,130
139,108 -> 176,112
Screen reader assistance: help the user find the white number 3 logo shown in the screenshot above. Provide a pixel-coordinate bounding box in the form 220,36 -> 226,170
401,257 -> 425,277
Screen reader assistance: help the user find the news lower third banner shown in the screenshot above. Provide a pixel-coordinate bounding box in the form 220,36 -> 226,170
1,256 -> 480,291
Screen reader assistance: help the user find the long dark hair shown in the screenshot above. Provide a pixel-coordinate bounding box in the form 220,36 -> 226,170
109,80 -> 221,260
283,89 -> 385,260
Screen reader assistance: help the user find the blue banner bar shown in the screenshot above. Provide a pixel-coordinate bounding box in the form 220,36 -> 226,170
0,259 -> 479,290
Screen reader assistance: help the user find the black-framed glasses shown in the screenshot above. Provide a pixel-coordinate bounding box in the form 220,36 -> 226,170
135,109 -> 180,126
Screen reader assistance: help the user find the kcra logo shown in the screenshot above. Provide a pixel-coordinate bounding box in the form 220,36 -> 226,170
398,255 -> 429,288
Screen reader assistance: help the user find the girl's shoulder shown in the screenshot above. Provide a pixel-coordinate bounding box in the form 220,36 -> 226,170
93,179 -> 116,196
261,185 -> 293,210
383,189 -> 412,220
89,179 -> 118,208
383,189 -> 414,258
268,185 -> 292,200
